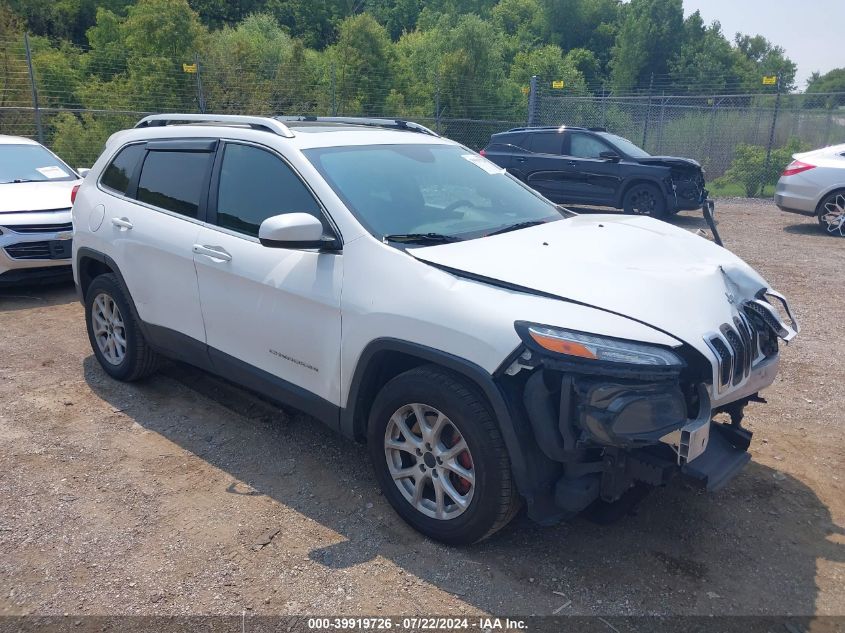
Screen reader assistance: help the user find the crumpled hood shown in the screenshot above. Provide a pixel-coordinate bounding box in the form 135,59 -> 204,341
408,215 -> 769,349
637,156 -> 702,170
0,180 -> 80,213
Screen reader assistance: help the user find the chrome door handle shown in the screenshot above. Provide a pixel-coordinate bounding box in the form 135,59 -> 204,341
111,217 -> 133,230
193,244 -> 232,262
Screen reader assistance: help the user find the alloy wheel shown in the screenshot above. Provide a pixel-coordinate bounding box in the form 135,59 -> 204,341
820,193 -> 845,237
630,189 -> 656,215
92,292 -> 127,365
383,403 -> 475,520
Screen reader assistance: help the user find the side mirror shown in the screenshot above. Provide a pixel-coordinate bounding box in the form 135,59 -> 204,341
599,151 -> 621,162
77,168 -> 91,178
258,213 -> 339,250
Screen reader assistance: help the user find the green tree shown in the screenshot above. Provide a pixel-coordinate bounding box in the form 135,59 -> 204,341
669,12 -> 738,94
732,34 -> 797,92
805,68 -> 845,108
328,13 -> 396,115
609,0 -> 683,93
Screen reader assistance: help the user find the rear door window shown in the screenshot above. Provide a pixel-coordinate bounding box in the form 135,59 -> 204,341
528,133 -> 563,155
100,144 -> 145,194
136,150 -> 213,218
214,143 -> 323,237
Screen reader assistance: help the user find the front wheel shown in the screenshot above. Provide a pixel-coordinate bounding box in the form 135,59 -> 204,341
623,183 -> 668,219
367,366 -> 520,545
817,191 -> 845,237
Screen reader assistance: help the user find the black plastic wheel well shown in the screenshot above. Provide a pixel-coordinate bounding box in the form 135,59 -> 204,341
78,256 -> 114,297
350,350 -> 429,441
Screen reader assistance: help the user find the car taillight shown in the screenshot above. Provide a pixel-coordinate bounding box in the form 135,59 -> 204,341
782,160 -> 815,177
71,184 -> 80,203
479,149 -> 487,156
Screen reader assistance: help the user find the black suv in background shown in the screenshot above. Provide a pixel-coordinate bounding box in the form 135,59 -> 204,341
481,126 -> 707,218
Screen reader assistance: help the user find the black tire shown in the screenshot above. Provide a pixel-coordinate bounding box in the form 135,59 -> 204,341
622,182 -> 668,219
367,365 -> 520,545
84,273 -> 160,381
816,190 -> 845,237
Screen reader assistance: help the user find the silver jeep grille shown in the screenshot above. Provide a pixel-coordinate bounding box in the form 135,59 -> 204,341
706,310 -> 761,391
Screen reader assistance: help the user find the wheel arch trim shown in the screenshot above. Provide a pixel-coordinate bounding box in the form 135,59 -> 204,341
341,338 -> 535,498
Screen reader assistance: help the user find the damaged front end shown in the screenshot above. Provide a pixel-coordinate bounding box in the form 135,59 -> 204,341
641,156 -> 708,210
501,293 -> 798,522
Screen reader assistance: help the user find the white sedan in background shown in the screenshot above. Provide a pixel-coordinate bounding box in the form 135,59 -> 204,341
775,143 -> 845,237
0,136 -> 84,285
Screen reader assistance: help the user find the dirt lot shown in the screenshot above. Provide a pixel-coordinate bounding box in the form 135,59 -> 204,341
0,199 -> 843,619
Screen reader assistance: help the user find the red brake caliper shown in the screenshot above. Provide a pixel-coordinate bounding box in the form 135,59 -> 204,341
451,436 -> 473,494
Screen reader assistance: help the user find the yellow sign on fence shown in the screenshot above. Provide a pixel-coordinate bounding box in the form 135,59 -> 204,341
183,63 -> 197,74
551,80 -> 565,89
521,86 -> 530,95
762,75 -> 777,85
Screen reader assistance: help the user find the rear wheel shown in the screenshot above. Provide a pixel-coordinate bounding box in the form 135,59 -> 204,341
368,366 -> 520,545
85,273 -> 160,381
623,183 -> 667,219
817,191 -> 845,237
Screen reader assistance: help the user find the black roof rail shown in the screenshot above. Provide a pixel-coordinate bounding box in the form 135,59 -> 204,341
276,116 -> 439,137
502,125 -> 589,134
587,127 -> 608,132
135,114 -> 294,137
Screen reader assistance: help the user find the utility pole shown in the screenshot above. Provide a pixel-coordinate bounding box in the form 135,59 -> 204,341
194,52 -> 206,114
527,75 -> 539,126
24,33 -> 44,144
762,74 -> 782,197
434,67 -> 441,134
641,72 -> 654,148
330,62 -> 337,116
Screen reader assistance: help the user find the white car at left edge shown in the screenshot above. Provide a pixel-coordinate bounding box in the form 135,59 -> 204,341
0,135 -> 84,286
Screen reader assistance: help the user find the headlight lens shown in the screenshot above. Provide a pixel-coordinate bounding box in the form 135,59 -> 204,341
517,323 -> 684,367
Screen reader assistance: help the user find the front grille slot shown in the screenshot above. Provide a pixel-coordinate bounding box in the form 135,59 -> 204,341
5,241 -> 52,260
4,239 -> 72,260
4,222 -> 73,234
708,311 -> 763,391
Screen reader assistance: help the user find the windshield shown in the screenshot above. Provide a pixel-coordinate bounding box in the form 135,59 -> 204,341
0,144 -> 76,184
597,133 -> 650,159
305,144 -> 563,241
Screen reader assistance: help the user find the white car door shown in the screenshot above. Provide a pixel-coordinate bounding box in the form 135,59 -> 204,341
192,141 -> 342,422
104,140 -> 215,348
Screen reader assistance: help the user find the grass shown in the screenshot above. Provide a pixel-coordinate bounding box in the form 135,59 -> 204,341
708,181 -> 776,199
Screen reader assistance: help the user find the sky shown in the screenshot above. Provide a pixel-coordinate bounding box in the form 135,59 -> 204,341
682,0 -> 844,89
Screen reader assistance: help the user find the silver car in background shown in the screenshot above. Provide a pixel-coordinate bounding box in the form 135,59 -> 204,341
775,143 -> 845,237
0,136 -> 83,285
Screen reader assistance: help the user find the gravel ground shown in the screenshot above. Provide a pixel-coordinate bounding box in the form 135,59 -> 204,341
0,199 -> 843,619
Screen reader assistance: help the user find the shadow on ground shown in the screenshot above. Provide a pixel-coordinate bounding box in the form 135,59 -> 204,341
0,280 -> 77,313
82,356 -> 844,617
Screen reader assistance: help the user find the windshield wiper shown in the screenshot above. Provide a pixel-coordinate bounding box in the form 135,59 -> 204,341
383,232 -> 461,244
0,179 -> 39,184
486,220 -> 547,237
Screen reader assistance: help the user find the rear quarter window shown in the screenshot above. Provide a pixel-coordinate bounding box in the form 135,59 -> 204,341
100,144 -> 145,194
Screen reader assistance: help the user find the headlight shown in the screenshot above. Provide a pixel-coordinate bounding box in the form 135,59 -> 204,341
516,322 -> 684,367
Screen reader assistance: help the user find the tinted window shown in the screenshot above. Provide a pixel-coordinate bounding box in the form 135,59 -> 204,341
216,143 -> 322,237
568,133 -> 611,159
528,133 -> 563,155
100,144 -> 145,194
137,151 -> 213,218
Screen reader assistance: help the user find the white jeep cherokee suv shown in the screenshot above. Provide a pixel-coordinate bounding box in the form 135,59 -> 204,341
72,114 -> 798,544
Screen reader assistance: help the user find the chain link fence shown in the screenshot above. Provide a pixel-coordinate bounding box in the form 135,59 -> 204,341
2,33 -> 843,197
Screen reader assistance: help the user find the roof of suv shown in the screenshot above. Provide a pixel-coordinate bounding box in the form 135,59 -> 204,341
107,114 -> 451,151
493,126 -> 608,136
